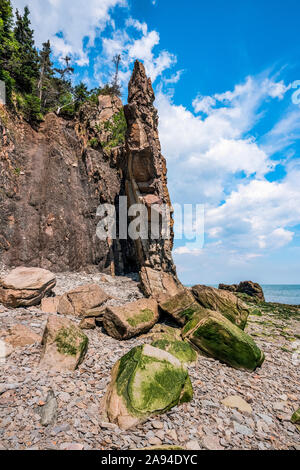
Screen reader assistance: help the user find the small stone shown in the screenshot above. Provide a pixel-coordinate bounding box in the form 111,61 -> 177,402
186,440 -> 201,450
273,402 -> 287,411
155,430 -> 165,440
202,435 -> 224,450
152,420 -> 164,430
148,437 -> 162,446
233,423 -> 253,437
167,429 -> 177,441
40,390 -> 57,427
79,318 -> 96,330
60,443 -> 84,451
222,395 -> 252,414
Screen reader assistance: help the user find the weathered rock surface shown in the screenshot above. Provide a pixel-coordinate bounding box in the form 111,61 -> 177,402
40,316 -> 88,371
79,317 -> 96,330
0,92 -> 139,276
182,309 -> 265,371
1,324 -> 41,348
123,61 -> 183,297
221,395 -> 253,414
57,284 -> 109,318
103,298 -> 159,340
0,270 -> 299,450
219,283 -> 238,293
0,62 -> 180,298
41,296 -> 60,314
219,281 -> 265,302
102,344 -> 193,430
192,285 -> 250,330
40,390 -> 58,427
151,336 -> 197,364
237,281 -> 265,301
159,289 -> 200,326
0,267 -> 56,307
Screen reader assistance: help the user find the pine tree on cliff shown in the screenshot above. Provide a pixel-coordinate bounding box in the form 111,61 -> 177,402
38,40 -> 54,110
14,6 -> 39,94
0,0 -> 19,100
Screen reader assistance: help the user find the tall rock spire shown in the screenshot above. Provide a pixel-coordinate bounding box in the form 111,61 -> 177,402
124,61 -> 183,299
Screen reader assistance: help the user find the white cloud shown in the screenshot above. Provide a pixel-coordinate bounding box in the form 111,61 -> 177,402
193,95 -> 216,114
156,73 -> 300,265
12,0 -> 127,65
99,19 -> 177,84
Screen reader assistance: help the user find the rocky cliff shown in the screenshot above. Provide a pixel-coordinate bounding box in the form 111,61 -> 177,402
0,60 -> 181,296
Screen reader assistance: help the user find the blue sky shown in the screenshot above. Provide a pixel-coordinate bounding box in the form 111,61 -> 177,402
12,0 -> 300,285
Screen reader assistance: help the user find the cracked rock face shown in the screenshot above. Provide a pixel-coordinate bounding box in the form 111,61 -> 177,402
124,61 -> 183,298
0,61 -> 181,299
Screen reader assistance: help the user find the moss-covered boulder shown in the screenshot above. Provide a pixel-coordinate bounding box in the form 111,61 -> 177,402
192,285 -> 250,330
151,336 -> 197,364
40,316 -> 88,371
159,289 -> 202,326
102,344 -> 193,430
103,299 -> 159,340
182,309 -> 265,371
291,408 -> 300,425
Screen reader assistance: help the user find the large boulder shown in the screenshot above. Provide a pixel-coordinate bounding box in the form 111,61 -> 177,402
182,309 -> 265,371
0,267 -> 56,308
151,336 -> 197,365
102,344 -> 193,430
159,289 -> 201,326
40,316 -> 88,371
237,281 -> 265,301
103,298 -> 159,340
192,285 -> 250,330
57,284 -> 109,318
219,283 -> 238,293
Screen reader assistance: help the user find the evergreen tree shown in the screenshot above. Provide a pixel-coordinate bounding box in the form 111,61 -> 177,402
14,6 -> 39,93
38,40 -> 54,111
0,0 -> 19,100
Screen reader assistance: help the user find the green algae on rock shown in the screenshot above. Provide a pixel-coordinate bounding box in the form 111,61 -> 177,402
182,309 -> 265,371
40,316 -> 88,371
192,285 -> 251,330
291,408 -> 300,425
103,299 -> 159,340
151,336 -> 197,364
102,344 -> 193,430
159,289 -> 201,326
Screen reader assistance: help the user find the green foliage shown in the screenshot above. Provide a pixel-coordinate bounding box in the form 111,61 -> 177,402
0,1 -> 122,125
101,109 -> 127,150
88,137 -> 99,149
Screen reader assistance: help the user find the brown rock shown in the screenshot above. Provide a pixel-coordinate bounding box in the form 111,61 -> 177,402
159,288 -> 201,326
41,297 -> 60,314
219,283 -> 238,293
124,61 -> 183,298
79,317 -> 96,330
192,285 -> 250,330
0,267 -> 56,307
237,281 -> 265,301
0,100 -> 137,276
40,316 -> 88,371
2,324 -> 41,348
57,284 -> 109,318
103,298 -> 159,340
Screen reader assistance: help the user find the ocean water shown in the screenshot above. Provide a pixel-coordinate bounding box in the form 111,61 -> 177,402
203,284 -> 300,305
262,285 -> 300,305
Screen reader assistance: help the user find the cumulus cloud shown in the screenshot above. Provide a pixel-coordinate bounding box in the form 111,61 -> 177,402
98,19 -> 177,85
12,0 -> 127,65
156,73 -> 300,263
